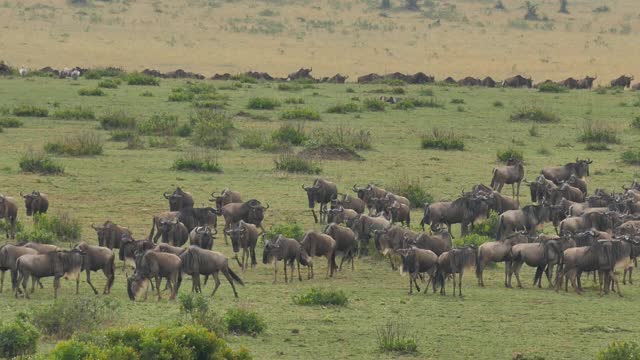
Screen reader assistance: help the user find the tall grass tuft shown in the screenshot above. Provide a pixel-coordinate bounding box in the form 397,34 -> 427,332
97,79 -> 120,89
363,98 -> 386,111
53,106 -> 95,120
137,113 -> 178,136
421,128 -> 464,150
327,102 -> 361,114
247,97 -> 281,110
13,105 -> 48,117
32,296 -> 115,339
307,126 -> 372,151
510,105 -> 560,123
173,148 -> 222,173
271,123 -> 307,145
19,150 -> 64,175
44,132 -> 103,156
0,118 -> 23,128
126,72 -> 159,86
78,88 -> 105,96
293,288 -> 348,306
190,110 -> 234,149
280,107 -> 321,121
376,320 -> 418,354
274,152 -> 321,174
99,110 -> 136,130
577,120 -> 620,144
496,148 -> 524,162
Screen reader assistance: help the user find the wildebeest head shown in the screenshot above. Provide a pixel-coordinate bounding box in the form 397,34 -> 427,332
327,206 -> 344,224
21,191 -> 39,216
226,221 -> 247,253
246,200 -> 268,226
302,183 -> 321,209
352,184 -> 366,201
91,223 -> 107,246
574,158 -> 592,178
164,187 -> 191,211
127,273 -> 147,301
194,225 -> 215,249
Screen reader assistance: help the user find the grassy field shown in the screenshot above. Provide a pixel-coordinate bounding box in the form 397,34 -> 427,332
2,0 -> 640,82
1,76 -> 640,358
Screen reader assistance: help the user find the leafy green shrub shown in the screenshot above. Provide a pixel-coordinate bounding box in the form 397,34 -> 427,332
48,340 -> 103,360
388,177 -> 433,208
0,118 -> 23,128
247,97 -> 281,110
274,152 -> 321,174
496,148 -> 523,162
99,110 -> 136,130
0,319 -> 38,358
138,113 -> 178,136
33,296 -> 115,339
306,126 -> 372,151
178,293 -> 225,335
421,128 -> 464,150
529,124 -> 539,137
126,72 -> 159,86
148,136 -> 178,148
451,98 -> 465,104
277,83 -> 302,91
224,307 -> 266,336
271,123 -> 307,145
598,341 -> 640,360
173,148 -> 222,173
238,130 -> 265,149
13,104 -> 48,117
16,212 -> 81,243
376,320 -> 418,354
108,130 -> 136,142
176,123 -> 193,137
45,132 -> 103,156
169,91 -> 195,102
83,67 -> 125,78
621,150 -> 640,165
585,143 -> 610,151
190,110 -> 234,149
53,106 -> 96,120
631,116 -> 640,129
327,102 -> 361,114
493,100 -> 504,107
78,88 -> 105,96
280,107 -> 321,121
284,97 -> 305,104
454,233 -> 492,248
231,74 -> 258,83
577,120 -> 620,144
97,79 -> 120,89
538,82 -> 567,93
19,150 -> 64,175
140,91 -> 154,97
264,223 -> 305,242
293,288 -> 348,306
363,98 -> 386,111
468,211 -> 499,238
510,105 -> 560,123
126,135 -> 145,150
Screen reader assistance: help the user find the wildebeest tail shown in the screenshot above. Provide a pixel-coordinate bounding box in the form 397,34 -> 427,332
106,255 -> 115,290
475,247 -> 482,279
12,258 -> 21,289
148,217 -> 156,242
490,168 -> 498,189
496,214 -> 504,240
228,267 -> 244,286
176,271 -> 183,292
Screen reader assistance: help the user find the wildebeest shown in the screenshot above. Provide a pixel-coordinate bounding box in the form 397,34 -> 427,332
542,159 -> 592,184
300,231 -> 337,279
481,77 -> 496,87
0,194 -> 18,239
566,174 -> 588,195
21,191 -> 48,216
406,230 -> 452,256
350,214 -> 391,255
476,232 -> 528,287
558,211 -> 611,236
357,73 -> 382,84
435,246 -> 477,296
458,76 -> 481,86
15,249 -> 85,298
502,75 -> 532,88
127,250 -> 181,301
388,201 -> 411,227
491,158 -> 524,201
352,184 -> 387,214
263,235 -> 309,283
119,236 -> 155,271
210,188 -> 242,211
225,220 -> 259,271
327,206 -> 359,226
497,204 -> 550,239
189,226 -> 215,250
557,183 -> 585,203
287,68 -> 314,81
373,226 -> 417,270
610,75 -> 633,88
323,223 -> 357,271
526,175 -> 558,203
302,178 -> 338,224
0,244 -> 38,292
396,247 -> 438,294
508,242 -> 547,288
74,241 -> 115,295
22,242 -> 59,254
156,243 -> 187,256
164,187 -> 194,211
443,77 -> 456,84
158,219 -> 189,247
331,193 -> 365,214
219,200 -> 268,244
179,246 -> 243,297
92,221 -> 132,249
577,76 -> 596,89
421,197 -> 469,236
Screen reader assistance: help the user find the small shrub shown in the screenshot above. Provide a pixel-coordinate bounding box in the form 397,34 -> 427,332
224,307 -> 266,336
173,148 -> 222,173
140,91 -> 154,97
100,110 -> 136,130
631,116 -> 640,129
598,341 -> 640,360
388,177 -> 433,208
178,293 -> 225,335
537,148 -> 551,156
420,88 -> 434,96
97,79 -> 120,89
621,150 -> 640,165
363,98 -> 386,111
17,212 -> 81,243
138,113 -> 178,136
293,288 -> 348,306
238,130 -> 265,149
280,107 -> 321,121
510,105 -> 560,123
346,87 -> 356,93
496,148 -> 523,162
595,86 -> 608,94
78,88 -> 105,96
585,143 -> 610,151
529,124 -> 539,137
326,102 -> 361,114
415,97 -> 445,108
284,97 -> 305,104
493,100 -> 504,107
13,104 -> 48,117
468,211 -> 499,238
274,152 -> 321,174
126,72 -> 159,86
126,135 -> 145,150
0,118 -> 23,128
277,83 -> 302,92
260,138 -> 290,152
391,87 -> 406,95
148,136 -> 178,148
457,105 -> 465,112
190,110 -> 234,149
176,123 -> 192,137
271,123 -> 307,145
168,91 -> 194,102
33,296 -> 115,339
306,126 -> 372,151
110,129 -> 137,142
247,97 -> 281,110
421,128 -> 464,150
450,98 -> 465,104
264,223 -> 305,242
45,132 -> 103,156
376,320 -> 418,354
538,82 -> 567,93
0,319 -> 38,358
19,150 -> 64,175
577,120 -> 620,144
53,106 -> 95,120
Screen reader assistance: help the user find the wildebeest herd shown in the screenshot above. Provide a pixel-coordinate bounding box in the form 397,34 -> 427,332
2,158 -> 640,301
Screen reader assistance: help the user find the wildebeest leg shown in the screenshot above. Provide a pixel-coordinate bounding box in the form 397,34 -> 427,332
545,265 -> 553,288
155,276 -> 162,300
513,262 -> 524,288
54,276 -> 60,299
21,273 -> 29,299
504,261 -> 511,288
210,271 -> 221,297
289,261 -> 295,283
282,260 -> 288,283
414,274 -> 422,294
612,271 -> 623,297
223,223 -> 229,245
408,273 -> 413,294
339,254 -> 346,272
31,276 -> 37,293
250,247 -> 257,268
458,272 -> 463,297
222,269 -> 239,298
309,262 -> 314,279
86,270 -> 98,295
273,261 -> 278,284
311,208 -> 319,224
234,253 -> 242,268
0,270 -> 4,293
569,270 -> 581,295
297,260 -> 302,282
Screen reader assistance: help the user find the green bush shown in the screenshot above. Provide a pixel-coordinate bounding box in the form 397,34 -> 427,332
496,148 -> 523,162
388,177 -> 433,208
190,110 -> 234,149
19,150 -> 64,175
274,152 -> 321,174
0,319 -> 38,358
577,120 -> 620,144
33,296 -> 116,339
176,123 -> 193,137
97,79 -> 120,89
53,106 -> 96,120
598,341 -> 640,360
529,124 -> 539,137
450,98 -> 465,104
78,88 -> 105,96
138,113 -> 178,136
277,83 -> 302,91
326,102 -> 361,114
224,307 -> 266,336
306,126 -> 372,151
421,128 -> 464,150
148,136 -> 178,148
238,130 -> 265,149
510,105 -> 560,123
126,135 -> 145,150
454,233 -> 492,248
493,100 -> 504,107
16,227 -> 56,244
0,118 -> 23,128
247,97 -> 281,110
293,288 -> 348,306
363,98 -> 386,111
100,110 -> 137,130
280,107 -> 321,121
178,293 -> 225,335
585,143 -> 610,151
173,148 -> 222,173
284,97 -> 305,104
376,320 -> 418,354
17,212 -> 82,243
169,90 -> 195,102
468,211 -> 499,238
622,150 -> 640,165
631,116 -> 640,129
264,223 -> 305,242
45,132 -> 103,156
271,123 -> 307,145
126,72 -> 160,86
13,104 -> 48,117
538,82 -> 567,93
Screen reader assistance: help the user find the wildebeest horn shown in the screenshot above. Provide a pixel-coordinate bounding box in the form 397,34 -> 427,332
262,203 -> 270,210
91,223 -> 99,230
20,191 -> 26,198
196,227 -> 205,234
211,228 -> 217,235
587,159 -> 593,164
163,192 -> 171,199
302,184 -> 309,190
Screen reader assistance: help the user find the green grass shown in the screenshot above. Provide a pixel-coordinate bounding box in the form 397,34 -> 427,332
0,118 -> 23,128
53,106 -> 96,120
376,320 -> 418,354
13,104 -> 48,117
126,72 -> 160,86
18,149 -> 64,175
274,152 -> 321,174
327,102 -> 361,114
293,288 -> 348,306
510,105 -> 560,123
578,120 -> 620,144
247,97 -> 281,110
496,148 -> 524,162
78,88 -> 106,96
99,110 -> 136,130
280,107 -> 321,121
421,128 -> 464,150
44,132 -> 104,156
173,148 -> 222,172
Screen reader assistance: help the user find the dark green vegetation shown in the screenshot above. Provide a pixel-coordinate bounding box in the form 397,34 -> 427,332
292,288 -> 349,306
1,78 -> 640,359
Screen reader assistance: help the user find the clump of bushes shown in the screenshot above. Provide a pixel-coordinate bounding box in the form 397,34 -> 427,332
277,83 -> 303,92
598,341 -> 640,360
280,107 -> 321,121
99,110 -> 136,130
97,79 -> 120,89
0,118 -> 23,128
264,223 -> 305,242
137,113 -> 178,136
510,105 -> 560,123
44,132 -> 103,156
327,102 -> 361,114
293,288 -> 348,306
238,130 -> 266,149
421,128 -> 464,150
19,150 -> 64,175
388,177 -> 433,208
631,116 -> 640,129
13,104 -> 48,117
173,148 -> 222,173
17,212 -> 81,243
274,152 -> 321,174
224,307 -> 266,336
376,320 -> 418,354
190,110 -> 234,149
496,148 -> 524,162
450,98 -> 465,104
32,296 -> 114,339
577,120 -> 620,144
363,98 -> 386,111
493,100 -> 504,107
284,97 -> 305,104
148,136 -> 178,148
538,82 -> 567,93
78,88 -> 105,96
53,106 -> 95,120
306,126 -> 372,151
178,293 -> 225,334
140,91 -> 154,97
0,319 -> 38,358
271,123 -> 307,145
468,211 -> 499,239
621,150 -> 640,165
247,97 -> 280,110
109,129 -> 137,142
394,97 -> 445,110
126,72 -> 159,86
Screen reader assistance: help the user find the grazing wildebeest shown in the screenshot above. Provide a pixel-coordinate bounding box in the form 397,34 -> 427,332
300,231 -> 337,279
287,68 -> 313,81
373,226 -> 418,270
74,241 -> 115,295
263,235 -> 309,283
566,174 -> 587,195
179,246 -> 243,297
497,204 -> 551,239
350,214 -> 391,256
15,249 -> 85,299
458,76 -> 481,86
127,250 -> 181,301
210,188 -> 242,211
92,221 -> 132,249
158,219 -> 189,247
577,76 -> 596,89
331,193 -> 365,214
21,191 -> 48,217
436,246 -> 477,296
397,247 -> 438,295
610,75 -> 633,88
542,159 -> 592,184
0,244 -> 38,292
481,77 -> 496,88
323,223 -> 357,271
491,158 -> 525,201
559,77 -> 579,89
164,187 -> 194,211
220,200 -> 268,244
502,75 -> 532,88
189,226 -> 215,250
302,178 -> 338,224
119,236 -> 155,271
420,196 -> 469,236
476,232 -> 528,287
0,194 -> 18,239
226,220 -> 260,271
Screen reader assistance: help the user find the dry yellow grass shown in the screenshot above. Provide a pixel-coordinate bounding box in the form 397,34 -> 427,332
2,0 -> 639,83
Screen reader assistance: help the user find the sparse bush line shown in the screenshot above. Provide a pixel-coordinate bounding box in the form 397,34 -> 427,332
421,128 -> 464,151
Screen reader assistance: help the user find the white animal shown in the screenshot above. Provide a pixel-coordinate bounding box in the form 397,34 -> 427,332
70,69 -> 80,80
59,67 -> 71,78
18,67 -> 28,77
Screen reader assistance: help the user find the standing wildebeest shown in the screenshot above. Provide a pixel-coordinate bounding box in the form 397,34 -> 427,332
435,246 -> 477,296
0,195 -> 18,239
476,232 -> 528,287
566,174 -> 588,195
0,244 -> 38,292
74,241 -> 115,295
156,243 -> 187,256
119,236 -> 155,271
558,212 -> 611,236
481,77 -> 496,88
220,200 -> 268,244
179,246 -> 243,297
189,226 -> 215,250
287,68 -> 313,81
21,191 -> 48,216
526,175 -> 558,203
127,250 -> 181,301
323,223 -> 357,271
421,196 -> 470,236
374,226 -> 420,270
300,231 -> 337,279
406,230 -> 452,256
225,220 -> 259,271
331,194 -> 365,214
557,183 -> 585,203
263,235 -> 309,283
388,201 -> 411,227
577,76 -> 596,89
397,247 -> 438,295
92,221 -> 132,249
559,77 -> 579,89
210,188 -> 242,211
508,241 -> 548,288
158,219 -> 189,247
352,184 -> 387,214
542,159 -> 592,184
164,187 -> 194,211
502,75 -> 532,88
610,75 -> 633,88
497,204 -> 550,239
491,158 -> 524,201
327,206 -> 359,226
458,77 -> 481,86
350,214 -> 391,256
302,178 -> 338,224
15,249 -> 85,299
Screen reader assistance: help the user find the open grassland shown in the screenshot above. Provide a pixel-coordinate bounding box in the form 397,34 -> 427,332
2,77 -> 640,358
2,0 -> 640,82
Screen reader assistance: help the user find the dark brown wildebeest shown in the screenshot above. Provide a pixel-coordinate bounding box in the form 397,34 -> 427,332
577,76 -> 596,89
350,214 -> 391,255
352,184 -> 387,214
481,77 -> 496,88
327,206 -> 359,226
566,174 -> 587,195
127,250 -> 181,301
610,75 -> 633,88
542,159 -> 592,184
475,190 -> 519,215
179,246 -> 243,297
491,158 -> 524,201
435,246 -> 477,296
156,243 -> 187,256
326,74 -> 348,83
225,220 -> 260,271
92,221 -> 132,249
443,76 -> 456,84
542,237 -> 576,286
502,75 -> 532,88
357,73 -> 382,84
497,204 -> 550,239
164,187 -> 194,211
300,231 -> 337,279
148,211 -> 180,242
458,76 -> 481,86
408,72 -> 434,84
331,193 -> 365,214
189,226 -> 215,250
558,212 -> 611,236
21,191 -> 48,216
15,249 -> 85,299
119,236 -> 155,271
210,188 -> 242,212
559,77 -> 579,89
388,201 -> 411,227
406,230 -> 452,256
526,175 -> 558,204
508,241 -> 548,288
263,235 -> 309,283
323,223 -> 357,271
0,244 -> 38,292
157,219 -> 189,247
397,247 -> 438,295
0,195 -> 18,239
557,183 -> 585,203
382,191 -> 411,209
373,226 -> 418,270
632,83 -> 640,91
302,178 -> 338,224
74,241 -> 115,295
476,232 -> 528,287
420,197 -> 470,236
220,199 -> 268,244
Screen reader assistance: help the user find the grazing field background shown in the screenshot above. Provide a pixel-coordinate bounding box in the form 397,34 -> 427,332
2,0 -> 640,82
1,76 -> 640,358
